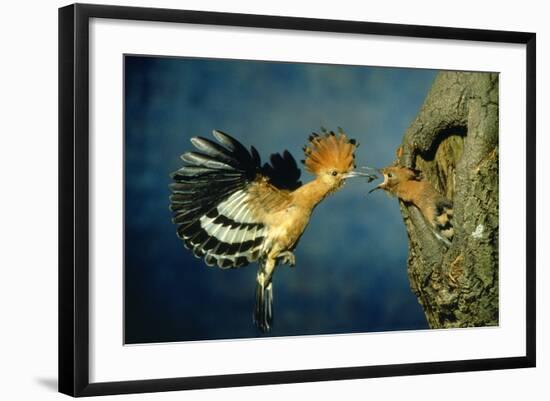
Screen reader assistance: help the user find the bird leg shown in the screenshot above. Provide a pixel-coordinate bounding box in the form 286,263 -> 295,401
277,251 -> 296,267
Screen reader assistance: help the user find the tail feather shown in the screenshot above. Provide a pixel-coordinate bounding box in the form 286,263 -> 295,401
254,275 -> 273,333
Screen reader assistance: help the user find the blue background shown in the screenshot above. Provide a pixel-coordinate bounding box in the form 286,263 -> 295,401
124,55 -> 437,343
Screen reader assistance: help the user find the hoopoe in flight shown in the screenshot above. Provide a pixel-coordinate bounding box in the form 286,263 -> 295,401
369,166 -> 454,245
170,129 -> 375,332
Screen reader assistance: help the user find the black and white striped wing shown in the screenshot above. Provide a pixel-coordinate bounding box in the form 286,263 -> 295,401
171,130 -> 268,269
193,189 -> 268,268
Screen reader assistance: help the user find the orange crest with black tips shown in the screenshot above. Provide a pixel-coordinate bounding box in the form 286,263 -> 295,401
302,130 -> 358,175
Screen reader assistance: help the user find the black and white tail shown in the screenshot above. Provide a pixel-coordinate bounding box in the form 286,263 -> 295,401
254,262 -> 274,333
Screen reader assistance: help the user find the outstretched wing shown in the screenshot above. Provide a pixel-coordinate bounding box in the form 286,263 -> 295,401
170,130 -> 296,269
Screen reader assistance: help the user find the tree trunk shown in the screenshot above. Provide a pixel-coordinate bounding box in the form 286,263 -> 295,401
398,71 -> 499,328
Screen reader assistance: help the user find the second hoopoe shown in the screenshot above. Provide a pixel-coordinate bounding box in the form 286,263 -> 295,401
171,129 -> 376,332
369,166 -> 454,245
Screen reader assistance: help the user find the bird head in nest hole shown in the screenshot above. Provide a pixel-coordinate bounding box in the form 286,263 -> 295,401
368,166 -> 422,195
302,128 -> 377,191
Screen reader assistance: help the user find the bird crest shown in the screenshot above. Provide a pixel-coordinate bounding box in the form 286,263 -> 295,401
302,128 -> 358,175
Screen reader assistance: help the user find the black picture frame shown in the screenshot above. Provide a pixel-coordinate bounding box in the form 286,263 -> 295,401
59,3 -> 536,397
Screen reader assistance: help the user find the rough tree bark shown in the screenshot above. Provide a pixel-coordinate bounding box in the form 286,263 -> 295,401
398,71 -> 499,328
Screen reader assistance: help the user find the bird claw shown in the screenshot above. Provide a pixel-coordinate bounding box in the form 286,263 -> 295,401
278,251 -> 296,267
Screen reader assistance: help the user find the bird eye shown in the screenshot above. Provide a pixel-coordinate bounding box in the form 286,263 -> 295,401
331,170 -> 338,176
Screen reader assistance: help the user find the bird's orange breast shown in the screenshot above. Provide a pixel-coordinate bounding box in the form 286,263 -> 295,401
263,205 -> 311,253
394,180 -> 448,229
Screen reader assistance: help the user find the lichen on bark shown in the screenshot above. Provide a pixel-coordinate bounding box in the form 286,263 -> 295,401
398,71 -> 499,328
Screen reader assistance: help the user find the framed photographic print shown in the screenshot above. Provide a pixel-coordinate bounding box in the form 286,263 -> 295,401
58,3 -> 536,397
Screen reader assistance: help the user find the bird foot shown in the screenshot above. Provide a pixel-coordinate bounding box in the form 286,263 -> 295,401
278,251 -> 296,267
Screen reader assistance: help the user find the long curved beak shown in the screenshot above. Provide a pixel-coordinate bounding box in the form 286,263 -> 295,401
368,185 -> 382,194
343,167 -> 378,182
367,168 -> 385,194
